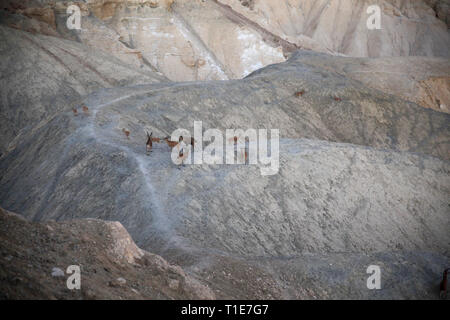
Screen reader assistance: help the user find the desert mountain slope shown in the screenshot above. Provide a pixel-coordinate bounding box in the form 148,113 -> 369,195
0,25 -> 165,157
0,0 -> 449,300
0,51 -> 448,259
1,25 -> 448,163
2,206 -> 447,299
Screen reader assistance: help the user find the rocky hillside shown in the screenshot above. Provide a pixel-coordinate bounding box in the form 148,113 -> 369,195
0,0 -> 449,300
0,48 -> 449,298
0,207 -> 214,299
0,24 -> 165,157
221,0 -> 450,58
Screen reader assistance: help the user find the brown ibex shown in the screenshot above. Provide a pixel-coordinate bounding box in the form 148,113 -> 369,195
151,136 -> 161,143
146,132 -> 153,155
164,136 -> 179,149
230,136 -> 248,163
295,90 -> 305,97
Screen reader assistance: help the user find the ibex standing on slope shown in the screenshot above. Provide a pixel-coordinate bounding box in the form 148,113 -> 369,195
146,132 -> 153,155
177,136 -> 190,168
163,136 -> 179,149
294,90 -> 305,97
230,136 -> 248,163
122,128 -> 130,139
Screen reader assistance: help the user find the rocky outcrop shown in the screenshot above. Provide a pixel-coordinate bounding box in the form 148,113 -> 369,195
1,48 -> 449,263
0,207 -> 215,299
417,76 -> 450,113
425,0 -> 450,27
77,0 -> 450,80
20,7 -> 56,29
220,0 -> 450,58
91,0 -> 287,80
0,1 -> 59,37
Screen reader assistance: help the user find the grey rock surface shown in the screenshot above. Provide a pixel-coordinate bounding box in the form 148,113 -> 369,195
0,17 -> 449,299
0,25 -> 164,157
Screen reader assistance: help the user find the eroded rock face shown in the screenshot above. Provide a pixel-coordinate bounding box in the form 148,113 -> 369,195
1,51 -> 448,258
21,6 -> 56,29
1,205 -> 447,299
0,207 -> 215,299
75,0 -> 450,80
417,76 -> 450,113
0,1 -> 59,37
84,0 -> 286,81
220,0 -> 450,58
106,221 -> 145,264
425,0 -> 450,27
3,0 -> 448,82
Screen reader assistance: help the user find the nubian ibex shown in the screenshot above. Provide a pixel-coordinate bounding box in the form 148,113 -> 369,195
146,132 -> 153,155
122,128 -> 130,139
